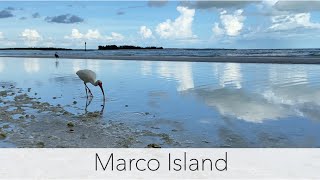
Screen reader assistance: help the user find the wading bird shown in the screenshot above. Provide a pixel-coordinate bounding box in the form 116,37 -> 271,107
76,69 -> 105,100
55,52 -> 59,59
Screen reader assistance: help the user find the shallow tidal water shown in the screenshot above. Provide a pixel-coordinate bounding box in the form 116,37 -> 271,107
1,57 -> 320,147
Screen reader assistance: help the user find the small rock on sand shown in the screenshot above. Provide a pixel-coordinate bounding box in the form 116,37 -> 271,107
67,122 -> 74,127
63,111 -> 70,115
147,143 -> 161,148
2,125 -> 9,129
0,132 -> 7,139
0,91 -> 7,96
36,142 -> 45,148
87,112 -> 100,117
80,134 -> 88,139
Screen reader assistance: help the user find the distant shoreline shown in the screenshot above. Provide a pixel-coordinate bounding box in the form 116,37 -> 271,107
1,54 -> 320,64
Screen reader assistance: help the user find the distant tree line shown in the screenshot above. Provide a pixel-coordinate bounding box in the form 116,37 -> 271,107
98,45 -> 163,50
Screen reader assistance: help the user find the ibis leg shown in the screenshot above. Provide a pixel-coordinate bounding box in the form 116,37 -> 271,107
85,97 -> 93,114
85,83 -> 93,97
84,83 -> 88,98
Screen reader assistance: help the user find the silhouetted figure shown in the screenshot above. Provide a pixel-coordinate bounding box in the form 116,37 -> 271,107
55,52 -> 59,59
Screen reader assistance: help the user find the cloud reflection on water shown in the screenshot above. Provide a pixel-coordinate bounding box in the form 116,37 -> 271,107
193,88 -> 291,123
141,61 -> 152,76
87,60 -> 100,73
156,61 -> 194,91
0,61 -> 4,72
269,66 -> 308,87
72,59 -> 85,73
219,63 -> 242,89
6,57 -> 320,124
24,58 -> 40,73
193,63 -> 320,123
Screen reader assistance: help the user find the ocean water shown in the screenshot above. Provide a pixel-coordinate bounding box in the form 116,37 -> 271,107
1,48 -> 320,58
0,57 -> 320,147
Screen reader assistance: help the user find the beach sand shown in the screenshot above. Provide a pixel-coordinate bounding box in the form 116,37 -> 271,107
0,84 -> 176,148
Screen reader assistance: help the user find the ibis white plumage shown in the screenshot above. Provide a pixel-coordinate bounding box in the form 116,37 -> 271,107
76,69 -> 105,99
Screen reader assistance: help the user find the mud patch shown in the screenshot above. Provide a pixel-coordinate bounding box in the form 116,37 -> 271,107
0,83 -> 177,148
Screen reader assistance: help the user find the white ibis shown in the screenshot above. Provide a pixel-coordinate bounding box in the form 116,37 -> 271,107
76,69 -> 105,99
54,52 -> 59,59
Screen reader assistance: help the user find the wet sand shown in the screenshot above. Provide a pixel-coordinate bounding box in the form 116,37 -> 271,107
1,54 -> 320,64
0,84 -> 176,148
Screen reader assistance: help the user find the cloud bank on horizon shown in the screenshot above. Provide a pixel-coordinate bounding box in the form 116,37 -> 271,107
0,1 -> 320,49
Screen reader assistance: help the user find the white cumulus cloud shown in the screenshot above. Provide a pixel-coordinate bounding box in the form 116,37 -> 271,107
139,26 -> 153,39
156,6 -> 196,39
212,9 -> 245,37
65,29 -> 83,39
269,13 -> 320,31
65,29 -> 124,42
106,32 -> 124,41
85,29 -> 102,39
20,29 -> 42,46
212,23 -> 224,36
21,29 -> 41,41
65,29 -> 103,40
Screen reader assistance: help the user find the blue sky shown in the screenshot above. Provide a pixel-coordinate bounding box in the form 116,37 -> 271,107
1,1 -> 320,49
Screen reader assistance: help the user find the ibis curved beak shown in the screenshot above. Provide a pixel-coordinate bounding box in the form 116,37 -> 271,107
98,84 -> 105,99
